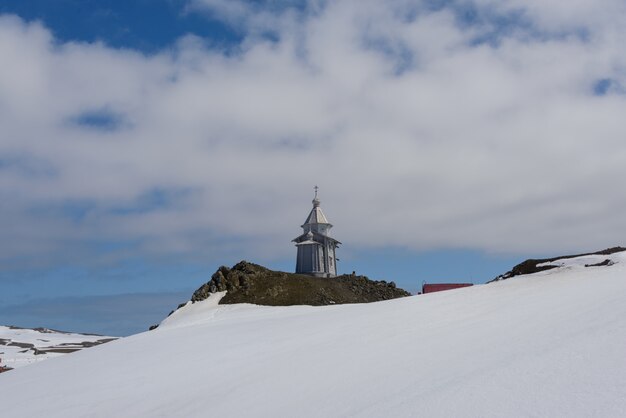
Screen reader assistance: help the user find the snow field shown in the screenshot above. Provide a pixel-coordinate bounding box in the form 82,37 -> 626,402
1,252 -> 626,417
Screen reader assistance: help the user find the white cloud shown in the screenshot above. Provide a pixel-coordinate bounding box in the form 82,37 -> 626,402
1,0 -> 626,270
472,0 -> 626,32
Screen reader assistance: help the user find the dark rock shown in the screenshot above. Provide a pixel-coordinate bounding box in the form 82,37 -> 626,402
585,259 -> 614,267
173,260 -> 411,311
8,342 -> 34,349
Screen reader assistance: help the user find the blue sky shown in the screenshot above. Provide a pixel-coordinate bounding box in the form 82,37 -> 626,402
1,0 -> 625,336
0,0 -> 239,51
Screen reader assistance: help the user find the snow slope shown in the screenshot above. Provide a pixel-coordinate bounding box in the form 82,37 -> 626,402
1,252 -> 626,417
0,326 -> 116,369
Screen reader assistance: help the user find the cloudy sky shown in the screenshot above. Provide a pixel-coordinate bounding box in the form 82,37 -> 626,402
1,0 -> 625,335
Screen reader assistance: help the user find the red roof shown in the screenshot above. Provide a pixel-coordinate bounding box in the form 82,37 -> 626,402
422,283 -> 473,294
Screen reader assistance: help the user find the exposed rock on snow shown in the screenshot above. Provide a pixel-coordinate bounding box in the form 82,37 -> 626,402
489,246 -> 625,282
0,326 -> 117,370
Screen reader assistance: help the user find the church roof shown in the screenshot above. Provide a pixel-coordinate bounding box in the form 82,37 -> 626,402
303,190 -> 331,225
292,230 -> 341,245
304,205 -> 330,225
295,240 -> 319,246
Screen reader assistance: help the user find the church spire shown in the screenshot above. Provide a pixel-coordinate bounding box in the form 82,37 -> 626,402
304,186 -> 330,226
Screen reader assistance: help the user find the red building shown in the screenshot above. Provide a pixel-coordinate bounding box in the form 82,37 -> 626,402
422,283 -> 473,294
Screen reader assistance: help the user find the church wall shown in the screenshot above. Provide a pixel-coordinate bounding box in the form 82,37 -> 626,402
296,244 -> 316,274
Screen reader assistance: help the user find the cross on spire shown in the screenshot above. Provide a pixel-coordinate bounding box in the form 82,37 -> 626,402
314,185 -> 319,198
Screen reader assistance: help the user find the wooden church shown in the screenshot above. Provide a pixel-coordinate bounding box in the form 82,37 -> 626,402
292,187 -> 340,277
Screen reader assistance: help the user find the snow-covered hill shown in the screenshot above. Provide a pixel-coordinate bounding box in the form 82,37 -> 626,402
0,326 -> 116,370
1,252 -> 626,417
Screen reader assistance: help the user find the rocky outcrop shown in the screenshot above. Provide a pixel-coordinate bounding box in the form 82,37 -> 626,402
489,246 -> 625,283
151,262 -> 410,330
190,261 -> 411,306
